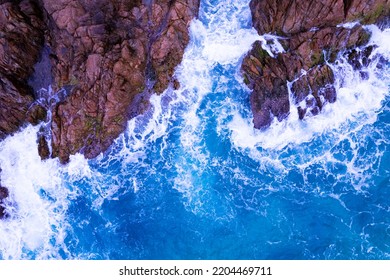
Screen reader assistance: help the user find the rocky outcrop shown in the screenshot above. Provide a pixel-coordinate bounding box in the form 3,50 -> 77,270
0,1 -> 45,139
0,0 -> 200,163
242,0 -> 390,129
38,134 -> 50,160
250,0 -> 389,35
46,0 -> 200,163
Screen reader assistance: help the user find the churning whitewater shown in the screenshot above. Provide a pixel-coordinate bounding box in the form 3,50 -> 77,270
0,0 -> 389,259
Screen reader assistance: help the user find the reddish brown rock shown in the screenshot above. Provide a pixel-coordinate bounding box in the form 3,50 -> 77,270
42,0 -> 200,163
243,0 -> 389,129
346,0 -> 390,24
0,0 -> 199,163
293,65 -> 336,119
0,1 -> 45,138
289,25 -> 371,68
0,75 -> 34,139
242,42 -> 290,129
38,134 -> 50,160
250,0 -> 389,35
150,0 -> 200,93
26,104 -> 47,125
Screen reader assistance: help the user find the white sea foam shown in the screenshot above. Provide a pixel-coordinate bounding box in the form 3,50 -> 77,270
0,123 -> 101,259
367,25 -> 390,60
337,21 -> 360,29
171,0 -> 260,213
197,0 -> 260,65
258,34 -> 286,57
109,1 -> 259,164
0,126 -> 70,259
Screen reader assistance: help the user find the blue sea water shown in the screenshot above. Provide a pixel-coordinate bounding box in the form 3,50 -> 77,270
0,0 -> 389,259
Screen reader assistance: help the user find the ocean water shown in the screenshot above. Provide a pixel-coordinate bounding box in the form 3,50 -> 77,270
0,0 -> 389,260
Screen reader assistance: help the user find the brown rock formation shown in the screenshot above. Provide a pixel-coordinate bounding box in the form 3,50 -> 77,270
250,0 -> 389,35
26,104 -> 47,125
38,134 -> 50,160
0,0 -> 200,163
45,0 -> 200,163
0,1 -> 45,139
242,0 -> 389,129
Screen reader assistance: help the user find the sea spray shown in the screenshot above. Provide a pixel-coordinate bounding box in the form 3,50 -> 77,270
0,126 -> 70,259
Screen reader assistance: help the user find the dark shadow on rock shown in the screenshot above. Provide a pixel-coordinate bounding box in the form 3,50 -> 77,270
28,45 -> 53,94
0,185 -> 9,220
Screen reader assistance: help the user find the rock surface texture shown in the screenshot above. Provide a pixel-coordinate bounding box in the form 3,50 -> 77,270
242,0 -> 390,129
0,1 -> 45,139
0,0 -> 200,163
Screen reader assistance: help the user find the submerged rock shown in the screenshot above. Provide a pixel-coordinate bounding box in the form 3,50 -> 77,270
0,185 -> 9,219
346,45 -> 375,70
0,186 -> 8,200
242,0 -> 390,128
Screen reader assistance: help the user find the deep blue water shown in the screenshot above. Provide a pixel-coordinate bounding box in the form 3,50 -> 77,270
0,0 -> 389,259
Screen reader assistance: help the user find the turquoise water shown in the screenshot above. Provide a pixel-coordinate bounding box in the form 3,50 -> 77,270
0,0 -> 389,259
